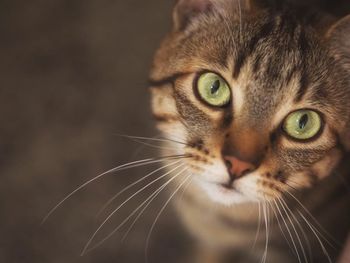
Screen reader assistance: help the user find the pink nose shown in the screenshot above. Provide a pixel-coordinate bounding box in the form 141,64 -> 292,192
224,155 -> 255,179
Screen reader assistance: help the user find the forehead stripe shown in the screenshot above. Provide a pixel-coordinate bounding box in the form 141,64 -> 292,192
294,29 -> 311,102
233,17 -> 276,79
294,69 -> 309,102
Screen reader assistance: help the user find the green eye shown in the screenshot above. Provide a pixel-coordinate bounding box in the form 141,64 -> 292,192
283,110 -> 322,140
197,72 -> 231,107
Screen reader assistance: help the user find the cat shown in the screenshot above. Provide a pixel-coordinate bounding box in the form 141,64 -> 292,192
149,0 -> 350,262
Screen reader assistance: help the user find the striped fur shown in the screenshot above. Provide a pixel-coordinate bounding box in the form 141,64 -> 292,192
149,0 -> 350,262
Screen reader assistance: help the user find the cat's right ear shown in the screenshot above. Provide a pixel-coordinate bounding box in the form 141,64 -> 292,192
173,0 -> 254,32
326,15 -> 350,150
326,15 -> 350,70
173,0 -> 214,31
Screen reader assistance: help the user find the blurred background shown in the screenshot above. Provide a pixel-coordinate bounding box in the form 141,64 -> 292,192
0,1 -> 192,262
1,1 -> 350,263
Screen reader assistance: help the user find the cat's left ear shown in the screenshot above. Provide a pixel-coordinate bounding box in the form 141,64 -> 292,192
326,15 -> 350,150
326,15 -> 350,70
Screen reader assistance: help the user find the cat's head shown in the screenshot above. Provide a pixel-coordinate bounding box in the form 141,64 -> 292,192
149,0 -> 350,205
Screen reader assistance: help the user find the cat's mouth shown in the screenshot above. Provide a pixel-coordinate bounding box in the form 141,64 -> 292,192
197,179 -> 251,205
219,178 -> 236,190
217,181 -> 243,195
217,184 -> 242,197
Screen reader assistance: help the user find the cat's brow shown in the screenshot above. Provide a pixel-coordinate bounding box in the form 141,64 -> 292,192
148,72 -> 191,88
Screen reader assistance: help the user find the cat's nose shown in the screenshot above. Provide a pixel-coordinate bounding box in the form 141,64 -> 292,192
224,155 -> 255,179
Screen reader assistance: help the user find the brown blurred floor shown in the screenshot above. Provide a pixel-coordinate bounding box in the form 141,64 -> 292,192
0,1 -> 191,262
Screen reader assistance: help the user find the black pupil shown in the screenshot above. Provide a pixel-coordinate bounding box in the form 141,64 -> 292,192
210,80 -> 220,94
299,114 -> 309,129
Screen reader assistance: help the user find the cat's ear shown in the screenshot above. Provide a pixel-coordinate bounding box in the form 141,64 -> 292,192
172,0 -> 253,31
326,15 -> 350,70
172,0 -> 214,31
326,15 -> 350,150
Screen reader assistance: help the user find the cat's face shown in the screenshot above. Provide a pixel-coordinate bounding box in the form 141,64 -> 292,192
150,0 -> 350,205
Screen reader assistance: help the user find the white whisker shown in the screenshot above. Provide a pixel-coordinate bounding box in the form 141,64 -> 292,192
81,164 -> 186,255
298,210 -> 333,263
121,170 -> 191,243
144,172 -> 192,263
284,189 -> 339,248
178,175 -> 194,202
274,198 -> 301,263
280,197 -> 312,262
252,201 -> 261,250
278,198 -> 306,263
113,133 -> 188,146
42,155 -> 188,223
96,160 -> 183,217
127,137 -> 181,151
270,199 -> 294,255
260,203 -> 269,263
84,166 -> 188,254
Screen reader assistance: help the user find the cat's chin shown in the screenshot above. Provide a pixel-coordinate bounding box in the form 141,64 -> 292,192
197,180 -> 254,206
